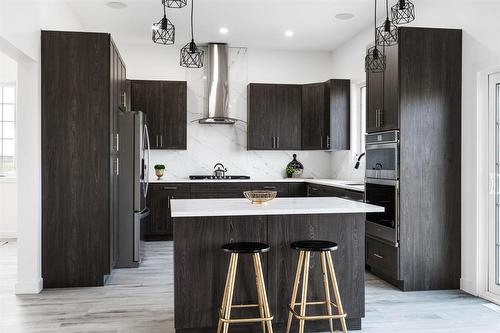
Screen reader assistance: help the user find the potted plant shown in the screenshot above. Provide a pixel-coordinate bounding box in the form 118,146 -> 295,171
154,164 -> 166,180
286,165 -> 296,178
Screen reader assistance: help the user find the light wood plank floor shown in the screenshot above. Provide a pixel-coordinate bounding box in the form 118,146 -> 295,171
2,240 -> 500,332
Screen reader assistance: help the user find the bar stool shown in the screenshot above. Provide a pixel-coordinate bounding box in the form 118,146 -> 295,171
286,240 -> 347,333
217,242 -> 274,333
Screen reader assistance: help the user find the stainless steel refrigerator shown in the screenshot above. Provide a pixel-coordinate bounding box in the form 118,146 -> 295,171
116,111 -> 150,268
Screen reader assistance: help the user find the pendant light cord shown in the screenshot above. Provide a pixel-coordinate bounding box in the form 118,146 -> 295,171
190,0 -> 194,41
386,0 -> 389,18
374,0 -> 377,43
163,2 -> 166,17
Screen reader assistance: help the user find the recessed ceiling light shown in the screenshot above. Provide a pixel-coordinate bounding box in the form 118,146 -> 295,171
219,27 -> 229,35
284,30 -> 294,37
107,1 -> 127,9
335,13 -> 355,20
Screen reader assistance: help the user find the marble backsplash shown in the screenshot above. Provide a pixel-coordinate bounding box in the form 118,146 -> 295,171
149,47 -> 332,180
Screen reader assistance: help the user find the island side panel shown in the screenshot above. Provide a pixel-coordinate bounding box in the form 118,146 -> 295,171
173,215 -> 268,332
267,213 -> 365,331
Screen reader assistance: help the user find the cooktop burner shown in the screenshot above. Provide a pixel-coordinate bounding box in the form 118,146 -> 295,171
189,175 -> 251,180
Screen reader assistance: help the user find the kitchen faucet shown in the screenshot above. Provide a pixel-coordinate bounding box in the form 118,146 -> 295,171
354,153 -> 365,169
213,163 -> 227,178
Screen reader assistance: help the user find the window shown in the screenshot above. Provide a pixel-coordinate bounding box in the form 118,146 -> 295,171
360,84 -> 367,153
0,83 -> 16,176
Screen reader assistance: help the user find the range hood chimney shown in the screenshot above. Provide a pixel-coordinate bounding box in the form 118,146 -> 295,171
198,43 -> 238,124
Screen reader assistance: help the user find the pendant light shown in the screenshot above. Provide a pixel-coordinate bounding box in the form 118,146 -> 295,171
152,2 -> 175,45
163,0 -> 187,9
391,0 -> 415,24
376,0 -> 398,46
366,0 -> 386,73
180,0 -> 204,68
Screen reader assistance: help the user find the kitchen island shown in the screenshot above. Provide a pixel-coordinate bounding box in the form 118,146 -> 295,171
171,197 -> 383,333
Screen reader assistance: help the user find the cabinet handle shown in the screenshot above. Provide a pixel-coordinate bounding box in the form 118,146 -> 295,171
160,135 -> 163,147
276,136 -> 279,149
263,186 -> 277,190
310,187 -> 319,191
326,135 -> 330,149
272,136 -> 275,149
320,135 -> 323,149
121,92 -> 127,111
373,253 -> 384,259
167,195 -> 170,209
380,109 -> 384,127
156,135 -> 159,148
162,186 -> 178,190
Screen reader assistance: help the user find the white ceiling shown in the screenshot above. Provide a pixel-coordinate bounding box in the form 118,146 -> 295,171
65,0 -> 382,51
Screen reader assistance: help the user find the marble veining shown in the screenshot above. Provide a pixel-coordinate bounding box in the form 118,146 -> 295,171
149,47 -> 333,181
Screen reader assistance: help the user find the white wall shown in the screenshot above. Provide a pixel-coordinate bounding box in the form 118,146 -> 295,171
0,51 -> 18,238
119,40 -> 334,180
0,0 -> 83,294
328,0 -> 500,296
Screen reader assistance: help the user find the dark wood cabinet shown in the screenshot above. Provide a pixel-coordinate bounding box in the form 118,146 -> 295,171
145,184 -> 190,240
365,27 -> 462,291
247,84 -> 277,150
301,83 -> 328,150
307,183 -> 364,201
366,69 -> 384,133
41,31 -> 125,287
248,80 -> 350,151
247,84 -> 301,150
130,80 -> 187,149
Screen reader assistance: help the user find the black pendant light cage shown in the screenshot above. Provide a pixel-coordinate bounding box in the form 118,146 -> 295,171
365,46 -> 386,73
152,3 -> 175,45
163,0 -> 187,9
391,0 -> 415,24
366,0 -> 386,73
180,0 -> 204,68
376,0 -> 398,46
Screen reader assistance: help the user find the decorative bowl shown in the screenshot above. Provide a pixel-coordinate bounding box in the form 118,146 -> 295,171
243,190 -> 277,206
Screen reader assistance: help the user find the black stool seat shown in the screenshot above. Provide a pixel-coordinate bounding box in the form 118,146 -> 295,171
291,240 -> 338,252
222,242 -> 270,253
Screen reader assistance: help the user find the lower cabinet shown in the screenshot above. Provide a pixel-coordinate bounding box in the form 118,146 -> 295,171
145,183 -> 190,240
366,236 -> 400,286
307,183 -> 364,201
145,182 -> 364,240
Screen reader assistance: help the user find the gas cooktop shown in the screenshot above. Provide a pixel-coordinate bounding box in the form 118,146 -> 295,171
189,175 -> 251,180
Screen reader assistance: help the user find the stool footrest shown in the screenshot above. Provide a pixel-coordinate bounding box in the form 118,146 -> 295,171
288,303 -> 347,321
219,315 -> 274,324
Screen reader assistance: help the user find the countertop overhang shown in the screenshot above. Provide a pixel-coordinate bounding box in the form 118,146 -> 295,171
171,197 -> 383,218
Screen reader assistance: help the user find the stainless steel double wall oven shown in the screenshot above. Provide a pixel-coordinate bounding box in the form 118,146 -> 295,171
365,130 -> 400,246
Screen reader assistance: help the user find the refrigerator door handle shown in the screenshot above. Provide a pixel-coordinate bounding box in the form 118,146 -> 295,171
144,124 -> 151,198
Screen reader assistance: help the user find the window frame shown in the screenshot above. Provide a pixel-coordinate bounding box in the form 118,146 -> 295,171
0,81 -> 17,177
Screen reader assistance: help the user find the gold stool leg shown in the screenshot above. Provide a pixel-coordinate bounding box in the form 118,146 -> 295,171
252,253 -> 267,333
286,251 -> 304,333
298,251 -> 311,333
222,253 -> 239,333
218,254 -> 236,333
320,252 -> 334,333
255,253 -> 274,333
326,252 -> 348,333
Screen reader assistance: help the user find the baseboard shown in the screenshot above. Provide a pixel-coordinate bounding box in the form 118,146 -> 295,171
15,278 -> 43,294
460,277 -> 477,296
0,231 -> 17,239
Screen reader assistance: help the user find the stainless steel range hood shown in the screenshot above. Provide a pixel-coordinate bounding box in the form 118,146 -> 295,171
198,43 -> 238,124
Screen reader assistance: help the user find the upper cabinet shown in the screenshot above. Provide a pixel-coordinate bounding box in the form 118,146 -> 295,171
366,42 -> 400,133
248,80 -> 350,151
247,84 -> 302,150
130,80 -> 187,149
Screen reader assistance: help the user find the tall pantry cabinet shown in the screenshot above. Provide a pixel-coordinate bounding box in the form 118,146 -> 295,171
41,31 -> 126,287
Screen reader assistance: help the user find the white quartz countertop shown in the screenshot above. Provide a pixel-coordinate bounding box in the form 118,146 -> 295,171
150,178 -> 365,192
170,197 -> 383,218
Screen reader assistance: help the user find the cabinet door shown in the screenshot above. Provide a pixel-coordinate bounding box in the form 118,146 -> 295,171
302,83 -> 327,150
366,70 -> 384,133
130,81 -> 161,148
275,85 -> 302,150
327,79 -> 350,150
382,44 -> 399,131
158,81 -> 187,149
146,184 -> 190,239
247,84 -> 276,150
